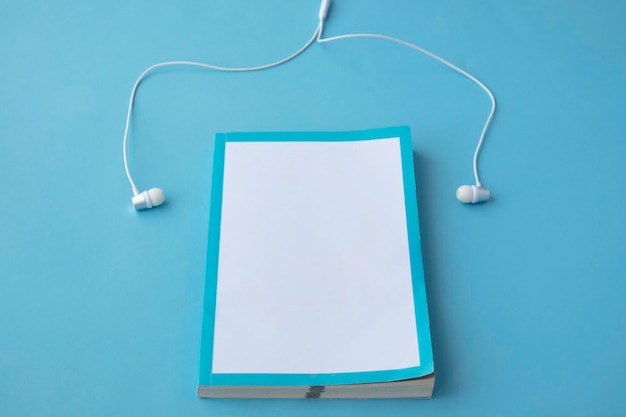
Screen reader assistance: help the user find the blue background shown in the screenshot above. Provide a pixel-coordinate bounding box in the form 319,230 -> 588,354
1,0 -> 625,416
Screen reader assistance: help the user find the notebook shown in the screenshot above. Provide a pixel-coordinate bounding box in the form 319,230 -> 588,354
197,126 -> 434,399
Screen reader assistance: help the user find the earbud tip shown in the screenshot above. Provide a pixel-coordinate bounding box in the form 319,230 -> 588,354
148,188 -> 165,206
456,185 -> 474,203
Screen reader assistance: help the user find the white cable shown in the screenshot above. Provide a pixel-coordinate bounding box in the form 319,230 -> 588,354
123,23 -> 322,195
317,23 -> 495,187
124,8 -> 495,192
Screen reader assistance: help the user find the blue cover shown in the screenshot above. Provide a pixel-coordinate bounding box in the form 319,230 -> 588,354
198,126 -> 433,387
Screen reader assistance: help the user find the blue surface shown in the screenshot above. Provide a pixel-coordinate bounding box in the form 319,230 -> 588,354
199,128 -> 433,387
1,0 -> 625,415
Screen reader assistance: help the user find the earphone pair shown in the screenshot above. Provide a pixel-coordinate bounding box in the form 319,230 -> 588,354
131,175 -> 490,211
125,0 -> 495,210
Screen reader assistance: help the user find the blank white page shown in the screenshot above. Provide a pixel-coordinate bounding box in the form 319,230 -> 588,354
212,137 -> 420,375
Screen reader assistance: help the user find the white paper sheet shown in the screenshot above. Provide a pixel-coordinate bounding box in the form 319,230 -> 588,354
212,137 -> 420,375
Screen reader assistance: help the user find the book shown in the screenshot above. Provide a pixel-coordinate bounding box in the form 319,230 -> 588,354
198,126 -> 434,399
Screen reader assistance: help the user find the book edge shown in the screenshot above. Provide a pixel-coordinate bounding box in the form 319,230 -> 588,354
197,127 -> 434,389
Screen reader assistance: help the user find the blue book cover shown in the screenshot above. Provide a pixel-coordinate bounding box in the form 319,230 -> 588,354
198,126 -> 434,398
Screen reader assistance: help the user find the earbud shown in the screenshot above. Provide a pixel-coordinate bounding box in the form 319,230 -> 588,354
456,185 -> 490,204
132,188 -> 165,210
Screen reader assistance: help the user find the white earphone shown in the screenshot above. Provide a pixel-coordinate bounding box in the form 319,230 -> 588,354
132,188 -> 165,210
456,185 -> 490,204
124,0 -> 495,210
